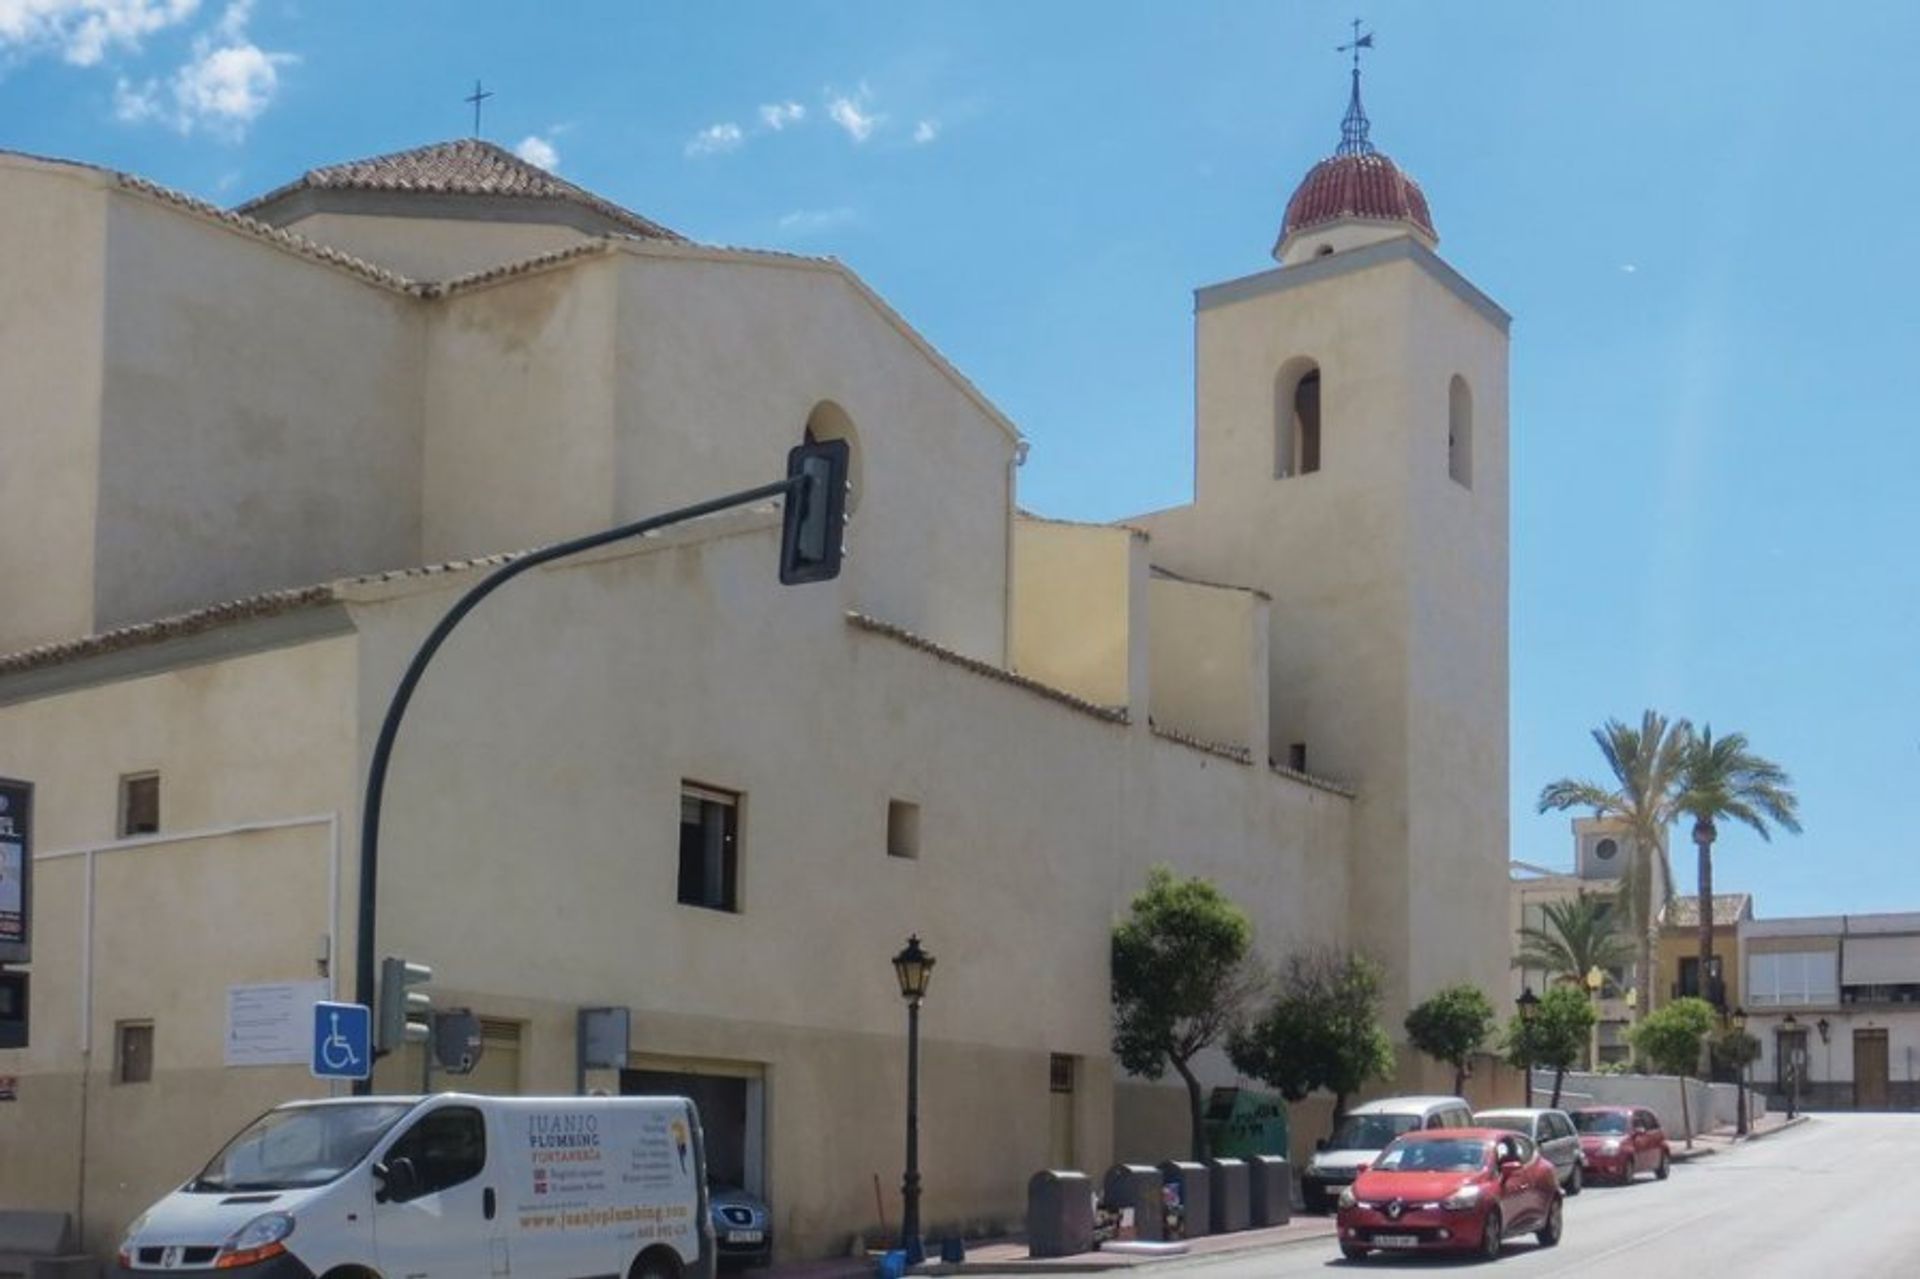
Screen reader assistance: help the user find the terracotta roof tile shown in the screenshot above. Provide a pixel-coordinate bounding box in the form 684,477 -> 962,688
1282,150 -> 1436,245
1662,894 -> 1754,929
236,139 -> 682,241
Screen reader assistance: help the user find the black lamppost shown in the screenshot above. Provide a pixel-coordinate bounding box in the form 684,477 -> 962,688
1731,1006 -> 1750,1136
1517,986 -> 1540,1107
1779,1012 -> 1799,1120
893,935 -> 936,1264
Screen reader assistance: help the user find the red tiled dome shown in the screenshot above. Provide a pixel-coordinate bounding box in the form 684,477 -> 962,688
1281,150 -> 1436,246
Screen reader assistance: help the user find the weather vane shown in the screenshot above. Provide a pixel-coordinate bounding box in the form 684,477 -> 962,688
1334,19 -> 1376,156
465,79 -> 494,138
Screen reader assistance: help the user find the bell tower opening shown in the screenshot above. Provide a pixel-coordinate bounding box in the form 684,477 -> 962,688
1275,361 -> 1323,478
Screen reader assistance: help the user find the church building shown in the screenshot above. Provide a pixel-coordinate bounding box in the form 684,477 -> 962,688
0,66 -> 1511,1259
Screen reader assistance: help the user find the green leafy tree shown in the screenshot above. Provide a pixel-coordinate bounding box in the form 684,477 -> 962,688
1503,985 -> 1596,1108
1673,726 -> 1801,1005
1537,710 -> 1691,1030
1628,996 -> 1718,1147
1229,947 -> 1395,1132
1405,985 -> 1498,1096
1711,1026 -> 1762,1076
1513,892 -> 1634,988
1111,866 -> 1261,1160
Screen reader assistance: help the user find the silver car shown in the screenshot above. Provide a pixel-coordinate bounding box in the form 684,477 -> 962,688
1474,1107 -> 1585,1195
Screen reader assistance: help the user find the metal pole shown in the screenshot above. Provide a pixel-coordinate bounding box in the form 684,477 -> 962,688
1737,1057 -> 1749,1136
351,476 -> 799,1094
902,996 -> 923,1264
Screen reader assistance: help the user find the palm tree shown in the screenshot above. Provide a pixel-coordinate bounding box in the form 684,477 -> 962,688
1537,710 -> 1691,1028
1513,892 -> 1635,987
1674,726 -> 1801,1004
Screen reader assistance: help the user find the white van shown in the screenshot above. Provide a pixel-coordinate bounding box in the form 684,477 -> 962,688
1299,1095 -> 1476,1212
114,1093 -> 715,1279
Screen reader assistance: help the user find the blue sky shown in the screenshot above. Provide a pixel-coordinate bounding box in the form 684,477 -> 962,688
3,2 -> 1914,919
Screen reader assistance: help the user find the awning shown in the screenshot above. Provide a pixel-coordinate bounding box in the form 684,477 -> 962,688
1842,935 -> 1920,987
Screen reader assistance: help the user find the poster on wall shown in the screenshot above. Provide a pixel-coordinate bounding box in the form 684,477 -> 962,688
226,980 -> 331,1067
0,777 -> 31,965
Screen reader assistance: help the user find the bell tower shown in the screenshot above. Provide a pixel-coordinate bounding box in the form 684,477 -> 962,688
1130,45 -> 1512,1035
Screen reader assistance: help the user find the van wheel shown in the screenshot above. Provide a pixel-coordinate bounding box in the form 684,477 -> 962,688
1566,1163 -> 1582,1196
320,1270 -> 381,1279
629,1247 -> 683,1279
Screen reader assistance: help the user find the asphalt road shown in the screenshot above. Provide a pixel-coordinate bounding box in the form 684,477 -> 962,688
984,1115 -> 1920,1279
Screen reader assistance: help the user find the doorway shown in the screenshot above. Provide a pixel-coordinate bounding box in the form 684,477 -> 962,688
622,1060 -> 766,1195
1854,1029 -> 1890,1109
1048,1054 -> 1076,1169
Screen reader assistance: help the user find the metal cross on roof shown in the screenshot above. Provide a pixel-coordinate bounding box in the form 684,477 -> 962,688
465,79 -> 494,138
1335,19 -> 1376,156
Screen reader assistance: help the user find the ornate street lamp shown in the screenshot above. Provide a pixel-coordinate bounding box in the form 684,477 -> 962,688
1517,986 -> 1540,1107
1731,1006 -> 1750,1136
893,935 -> 936,1263
1779,1013 -> 1800,1120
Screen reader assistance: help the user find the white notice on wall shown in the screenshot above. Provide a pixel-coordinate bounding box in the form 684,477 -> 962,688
226,980 -> 330,1067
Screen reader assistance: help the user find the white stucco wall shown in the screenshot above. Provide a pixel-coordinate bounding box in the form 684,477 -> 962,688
1147,574 -> 1269,758
0,158 -> 108,652
421,256 -> 620,560
329,520 -> 1349,1255
1133,245 -> 1510,1021
92,194 -> 425,631
610,249 -> 1018,663
278,210 -> 592,281
0,634 -> 359,1249
1010,520 -> 1142,711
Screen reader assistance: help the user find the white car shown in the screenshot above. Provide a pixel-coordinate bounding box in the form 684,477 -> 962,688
1474,1107 -> 1585,1194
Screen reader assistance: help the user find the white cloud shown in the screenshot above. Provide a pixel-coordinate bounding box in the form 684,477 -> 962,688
758,100 -> 804,131
913,119 -> 938,145
106,1 -> 291,138
514,134 -> 560,171
777,207 -> 859,236
1619,263 -> 1639,274
685,121 -> 743,157
826,87 -> 881,143
0,0 -> 200,67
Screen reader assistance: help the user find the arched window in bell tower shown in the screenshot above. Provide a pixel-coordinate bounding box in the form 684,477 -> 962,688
1448,374 -> 1472,489
1274,361 -> 1322,479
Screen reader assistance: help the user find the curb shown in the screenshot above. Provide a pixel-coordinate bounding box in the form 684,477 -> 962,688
916,1225 -> 1339,1275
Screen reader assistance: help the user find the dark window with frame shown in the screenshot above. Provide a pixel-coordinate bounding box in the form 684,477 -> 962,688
119,773 -> 160,838
384,1105 -> 486,1197
116,1020 -> 154,1084
887,800 -> 921,860
1049,1054 -> 1075,1094
679,784 -> 740,913
1293,371 -> 1322,475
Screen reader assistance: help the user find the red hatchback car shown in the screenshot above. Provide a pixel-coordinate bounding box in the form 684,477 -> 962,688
1568,1106 -> 1672,1184
1335,1128 -> 1563,1262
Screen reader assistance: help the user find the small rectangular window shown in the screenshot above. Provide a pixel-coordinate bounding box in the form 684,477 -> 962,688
887,800 -> 921,860
678,784 -> 740,913
116,1020 -> 154,1084
119,772 -> 160,838
1050,1054 -> 1076,1094
1287,743 -> 1308,773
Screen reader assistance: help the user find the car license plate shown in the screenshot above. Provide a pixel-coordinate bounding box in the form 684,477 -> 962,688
1374,1234 -> 1418,1248
729,1230 -> 764,1244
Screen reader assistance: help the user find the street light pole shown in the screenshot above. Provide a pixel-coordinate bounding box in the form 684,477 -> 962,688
893,936 -> 936,1264
1517,986 -> 1540,1108
351,444 -> 850,1095
1584,966 -> 1605,1070
1732,1006 -> 1750,1136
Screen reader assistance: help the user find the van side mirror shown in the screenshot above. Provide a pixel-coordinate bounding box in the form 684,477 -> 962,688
375,1156 -> 421,1204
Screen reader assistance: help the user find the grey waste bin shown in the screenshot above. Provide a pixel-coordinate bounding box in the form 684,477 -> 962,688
1158,1160 -> 1211,1239
1204,1157 -> 1250,1233
1100,1164 -> 1164,1242
1026,1170 -> 1095,1258
1247,1155 -> 1292,1228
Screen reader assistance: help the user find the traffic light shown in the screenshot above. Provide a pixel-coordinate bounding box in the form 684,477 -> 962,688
377,956 -> 432,1055
778,438 -> 850,585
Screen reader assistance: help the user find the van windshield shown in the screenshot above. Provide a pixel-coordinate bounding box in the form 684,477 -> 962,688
190,1103 -> 413,1192
1325,1113 -> 1421,1151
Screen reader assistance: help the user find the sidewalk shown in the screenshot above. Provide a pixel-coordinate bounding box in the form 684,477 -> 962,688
1669,1110 -> 1808,1162
914,1218 -> 1338,1275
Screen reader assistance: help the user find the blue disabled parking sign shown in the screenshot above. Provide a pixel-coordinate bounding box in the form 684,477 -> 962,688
311,1001 -> 372,1080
